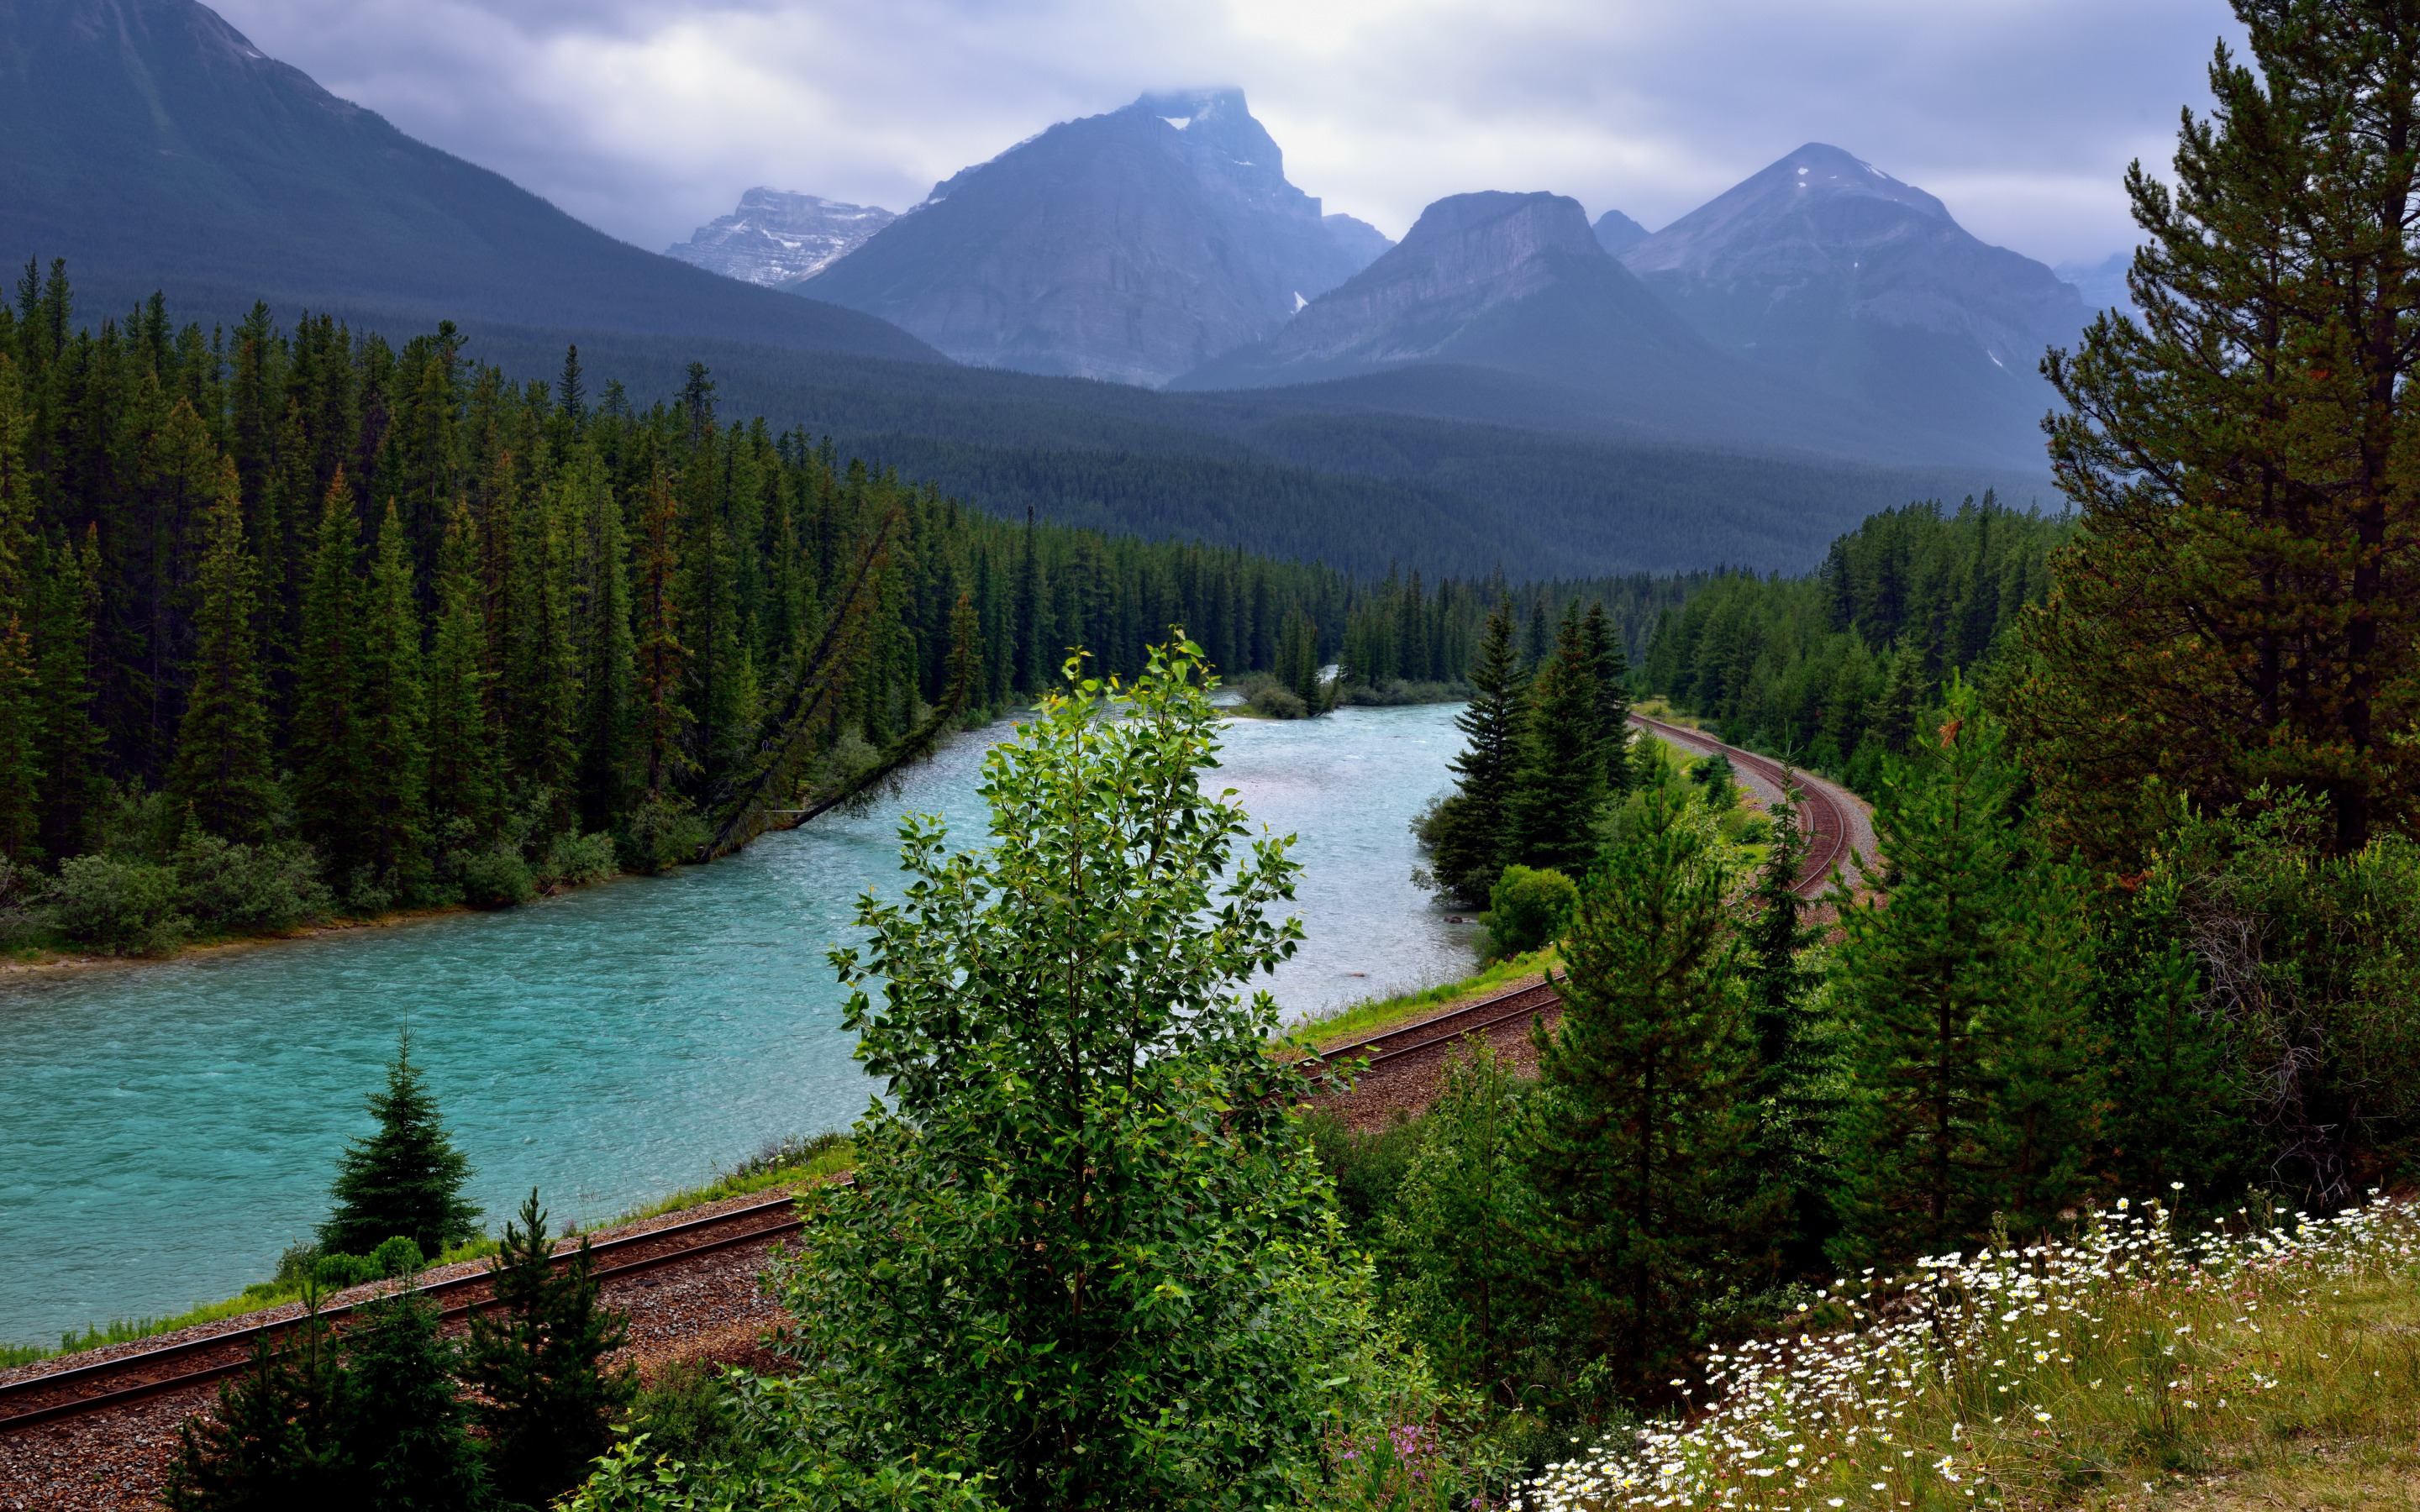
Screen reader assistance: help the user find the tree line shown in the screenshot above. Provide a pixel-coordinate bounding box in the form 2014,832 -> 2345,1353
0,266 -> 1392,947
1635,493 -> 2068,791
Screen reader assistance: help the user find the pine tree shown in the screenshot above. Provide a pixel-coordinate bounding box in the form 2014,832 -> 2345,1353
167,459 -> 279,843
1826,684 -> 2101,1270
1581,600 -> 1633,791
0,352 -> 37,861
423,496 -> 495,855
1744,781 -> 1833,1269
33,527 -> 103,862
338,1289 -> 486,1511
291,469 -> 362,877
466,1190 -> 635,1508
574,473 -> 634,834
1523,783 -> 1778,1399
632,465 -> 692,796
1014,507 -> 1043,694
160,1307 -> 346,1509
355,503 -> 428,900
2018,0 -> 2420,858
320,1034 -> 481,1259
1508,603 -> 1609,875
1427,603 -> 1528,902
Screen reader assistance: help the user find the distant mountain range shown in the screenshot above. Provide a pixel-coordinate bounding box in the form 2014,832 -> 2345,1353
0,0 -> 936,360
797,89 -> 1393,385
665,189 -> 896,286
3,0 -> 2068,580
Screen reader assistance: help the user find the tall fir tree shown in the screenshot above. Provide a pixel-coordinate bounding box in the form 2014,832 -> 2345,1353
320,1033 -> 481,1259
574,459 -> 634,832
632,465 -> 692,796
422,496 -> 495,854
290,468 -> 362,877
1427,602 -> 1528,902
0,352 -> 36,860
355,502 -> 428,899
166,459 -> 279,843
1581,600 -> 1633,791
1508,603 -> 1610,876
1826,683 -> 2101,1270
1743,781 -> 1833,1269
34,527 -> 103,861
2018,0 -> 2420,858
1524,783 -> 1779,1399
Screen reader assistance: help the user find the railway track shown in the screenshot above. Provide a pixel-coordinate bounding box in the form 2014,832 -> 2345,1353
0,1192 -> 811,1434
11,727 -> 1843,1439
1629,712 -> 1854,898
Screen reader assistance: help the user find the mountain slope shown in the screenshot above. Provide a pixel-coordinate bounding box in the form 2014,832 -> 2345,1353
1618,143 -> 2084,466
0,0 -> 940,360
1173,191 -> 1980,463
666,189 -> 897,286
800,88 -> 1389,384
1592,208 -> 1649,254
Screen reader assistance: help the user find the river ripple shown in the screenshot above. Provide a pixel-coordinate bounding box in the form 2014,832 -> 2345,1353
0,703 -> 1476,1345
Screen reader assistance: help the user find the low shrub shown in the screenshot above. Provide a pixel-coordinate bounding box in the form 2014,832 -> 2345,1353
369,1235 -> 425,1278
1339,678 -> 1470,706
1249,683 -> 1309,719
623,792 -> 708,874
44,853 -> 189,953
0,854 -> 48,949
539,830 -> 619,890
625,1359 -> 736,1463
174,832 -> 334,933
1485,864 -> 1576,960
456,845 -> 538,909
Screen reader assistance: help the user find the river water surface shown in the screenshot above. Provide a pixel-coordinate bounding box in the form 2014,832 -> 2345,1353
0,703 -> 1474,1346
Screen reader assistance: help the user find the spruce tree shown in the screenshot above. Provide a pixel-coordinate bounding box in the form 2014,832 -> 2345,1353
167,460 -> 279,843
1581,600 -> 1633,790
424,497 -> 496,854
339,1289 -> 487,1511
34,527 -> 104,862
466,1190 -> 634,1508
160,1307 -> 346,1509
1508,603 -> 1610,875
1523,783 -> 1778,1399
291,469 -> 363,878
1428,603 -> 1528,902
632,465 -> 692,795
320,1034 -> 481,1259
0,353 -> 36,862
355,503 -> 428,900
1744,781 -> 1833,1269
2018,0 -> 2420,857
1826,684 -> 2100,1270
574,465 -> 634,833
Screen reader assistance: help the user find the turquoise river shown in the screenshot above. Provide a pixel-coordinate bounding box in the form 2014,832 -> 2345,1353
0,702 -> 1476,1347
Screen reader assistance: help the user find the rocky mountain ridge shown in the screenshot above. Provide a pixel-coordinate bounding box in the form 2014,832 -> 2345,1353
802,88 -> 1392,384
667,189 -> 896,286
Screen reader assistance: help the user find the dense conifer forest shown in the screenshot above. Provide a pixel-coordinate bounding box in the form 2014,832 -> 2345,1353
1634,494 -> 2069,790
0,265 -> 1386,945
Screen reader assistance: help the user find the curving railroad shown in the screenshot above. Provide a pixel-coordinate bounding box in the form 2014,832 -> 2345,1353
4,711 -> 1866,1444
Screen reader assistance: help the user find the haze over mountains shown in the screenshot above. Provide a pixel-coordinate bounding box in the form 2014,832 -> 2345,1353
2,0 -> 2070,580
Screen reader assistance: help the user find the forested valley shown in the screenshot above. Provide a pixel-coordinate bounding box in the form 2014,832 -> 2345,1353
0,264 -> 1387,953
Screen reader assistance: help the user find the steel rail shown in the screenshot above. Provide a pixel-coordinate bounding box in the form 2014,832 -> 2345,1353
0,1194 -> 817,1433
1628,713 -> 1854,897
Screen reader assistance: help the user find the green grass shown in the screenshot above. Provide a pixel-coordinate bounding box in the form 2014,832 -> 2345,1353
1283,948 -> 1561,1052
587,1132 -> 857,1231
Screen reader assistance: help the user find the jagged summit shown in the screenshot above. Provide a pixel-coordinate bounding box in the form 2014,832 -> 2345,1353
805,87 -> 1390,383
1618,143 -> 2084,465
1591,207 -> 1649,255
668,189 -> 895,287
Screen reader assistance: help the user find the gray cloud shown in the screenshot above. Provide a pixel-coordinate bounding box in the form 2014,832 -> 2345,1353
210,0 -> 2244,268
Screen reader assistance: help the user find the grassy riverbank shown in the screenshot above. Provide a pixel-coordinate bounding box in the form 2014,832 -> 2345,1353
0,1133 -> 859,1369
1285,948 -> 1560,1051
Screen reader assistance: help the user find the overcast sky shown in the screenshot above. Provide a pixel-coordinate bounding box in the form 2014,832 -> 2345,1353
211,0 -> 2244,270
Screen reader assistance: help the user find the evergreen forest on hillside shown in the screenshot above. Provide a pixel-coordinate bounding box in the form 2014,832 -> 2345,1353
0,267 -> 1379,950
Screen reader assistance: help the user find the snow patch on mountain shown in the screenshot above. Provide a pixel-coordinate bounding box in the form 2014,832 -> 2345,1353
667,189 -> 897,287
